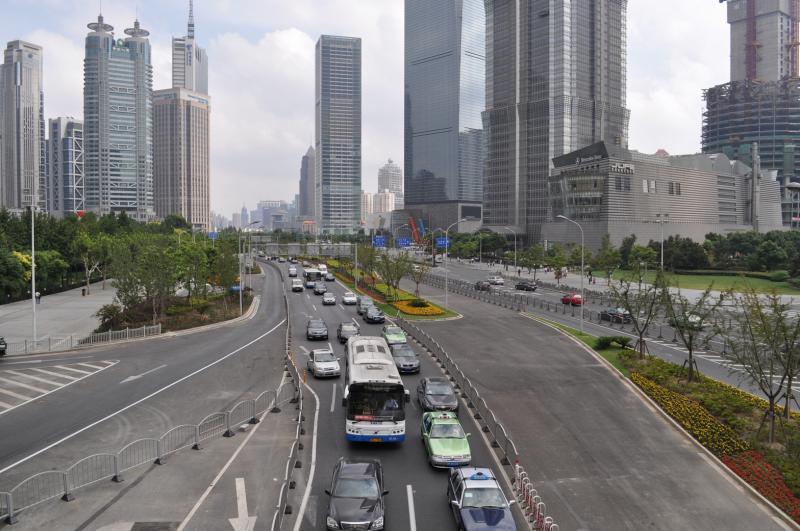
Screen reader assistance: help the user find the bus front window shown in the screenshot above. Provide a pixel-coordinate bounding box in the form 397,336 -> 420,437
347,386 -> 405,421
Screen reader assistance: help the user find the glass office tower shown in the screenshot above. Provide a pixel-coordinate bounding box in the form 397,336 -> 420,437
404,0 -> 485,207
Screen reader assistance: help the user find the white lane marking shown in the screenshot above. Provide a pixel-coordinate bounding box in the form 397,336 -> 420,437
0,355 -> 94,365
407,484 -> 417,531
0,399 -> 14,409
3,370 -> 62,388
306,294 -> 310,300
29,367 -> 78,381
178,372 -> 286,531
120,364 -> 168,384
0,376 -> 49,394
0,387 -> 32,401
54,365 -> 92,375
299,346 -> 309,354
229,477 -> 257,531
352,317 -> 359,326
0,320 -> 285,475
331,383 -> 337,413
77,362 -> 105,371
327,342 -> 333,352
292,374 -> 321,531
338,304 -> 345,310
312,304 -> 318,312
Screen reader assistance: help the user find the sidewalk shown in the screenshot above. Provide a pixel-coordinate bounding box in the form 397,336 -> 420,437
0,281 -> 116,344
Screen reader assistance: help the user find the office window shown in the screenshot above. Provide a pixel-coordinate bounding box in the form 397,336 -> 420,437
649,180 -> 657,193
642,179 -> 648,193
668,182 -> 674,195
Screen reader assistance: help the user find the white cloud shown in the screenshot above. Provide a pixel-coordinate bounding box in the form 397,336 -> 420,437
25,29 -> 83,120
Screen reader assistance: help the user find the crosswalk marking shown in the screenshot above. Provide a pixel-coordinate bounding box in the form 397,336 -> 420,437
0,360 -> 118,415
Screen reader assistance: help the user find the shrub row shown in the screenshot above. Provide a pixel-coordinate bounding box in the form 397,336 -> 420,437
722,451 -> 800,522
673,269 -> 791,282
630,372 -> 750,458
596,336 -> 632,350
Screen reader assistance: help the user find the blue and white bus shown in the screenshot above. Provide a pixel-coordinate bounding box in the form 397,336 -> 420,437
343,336 -> 409,442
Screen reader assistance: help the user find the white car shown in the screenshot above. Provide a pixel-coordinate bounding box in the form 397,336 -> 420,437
288,267 -> 297,277
306,349 -> 340,378
487,275 -> 505,285
341,291 -> 357,305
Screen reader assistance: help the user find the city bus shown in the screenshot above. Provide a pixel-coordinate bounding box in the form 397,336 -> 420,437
342,336 -> 409,442
303,268 -> 323,282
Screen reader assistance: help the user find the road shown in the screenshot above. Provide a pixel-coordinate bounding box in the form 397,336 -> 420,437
279,262 -> 526,531
400,275 -> 787,530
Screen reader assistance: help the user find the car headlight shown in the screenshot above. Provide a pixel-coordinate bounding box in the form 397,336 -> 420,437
326,516 -> 339,529
370,516 -> 384,529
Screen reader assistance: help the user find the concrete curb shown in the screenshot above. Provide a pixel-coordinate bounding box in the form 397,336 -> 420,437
523,313 -> 799,531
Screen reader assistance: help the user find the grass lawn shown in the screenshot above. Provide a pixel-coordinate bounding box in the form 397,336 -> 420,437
530,315 -> 630,376
610,270 -> 800,295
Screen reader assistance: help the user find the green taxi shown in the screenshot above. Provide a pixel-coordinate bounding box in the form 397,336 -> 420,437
421,412 -> 471,468
381,325 -> 407,345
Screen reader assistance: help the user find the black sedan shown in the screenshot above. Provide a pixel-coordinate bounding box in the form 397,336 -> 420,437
326,458 -> 387,530
306,318 -> 328,340
417,377 -> 459,412
474,280 -> 491,292
363,307 -> 385,324
390,344 -> 420,373
314,282 -> 328,295
515,280 -> 537,292
600,307 -> 632,323
337,322 -> 359,344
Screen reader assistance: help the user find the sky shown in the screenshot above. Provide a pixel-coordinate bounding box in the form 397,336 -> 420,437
0,0 -> 730,219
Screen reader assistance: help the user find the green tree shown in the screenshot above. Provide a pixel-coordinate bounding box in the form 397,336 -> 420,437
35,250 -> 69,292
407,261 -> 430,297
749,240 -> 788,271
175,241 -> 209,306
356,244 -> 377,286
619,234 -> 637,269
0,247 -> 26,300
610,268 -> 666,359
549,244 -> 567,284
374,253 -> 411,301
592,234 -> 621,285
629,245 -> 658,270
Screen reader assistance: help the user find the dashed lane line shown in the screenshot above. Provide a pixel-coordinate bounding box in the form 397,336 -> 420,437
407,484 -> 417,531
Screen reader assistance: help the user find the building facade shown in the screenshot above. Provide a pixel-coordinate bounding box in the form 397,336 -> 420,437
404,0 -> 484,221
541,142 -> 784,250
378,158 -> 403,209
374,189 -> 397,214
172,0 -> 208,94
1,40 -> 44,211
298,146 -> 315,218
483,0 -> 630,243
315,35 -> 362,235
153,88 -> 210,231
361,190 -> 374,219
46,117 -> 84,217
83,15 -> 154,222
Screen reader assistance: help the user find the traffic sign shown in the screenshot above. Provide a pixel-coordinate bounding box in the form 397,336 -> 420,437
372,236 -> 386,248
396,237 -> 411,248
208,231 -> 218,241
435,237 -> 450,249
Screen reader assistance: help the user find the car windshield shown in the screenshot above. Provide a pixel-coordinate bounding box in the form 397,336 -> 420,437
333,477 -> 380,498
392,347 -> 414,357
341,325 -> 357,333
309,320 -> 324,328
427,383 -> 453,396
462,487 -> 507,508
430,424 -> 465,438
314,351 -> 336,362
385,327 -> 402,335
344,292 -> 355,297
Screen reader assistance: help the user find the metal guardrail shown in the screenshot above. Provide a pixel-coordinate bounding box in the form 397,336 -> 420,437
2,325 -> 162,355
394,316 -> 559,531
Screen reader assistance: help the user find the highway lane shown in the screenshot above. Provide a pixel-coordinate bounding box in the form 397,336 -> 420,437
406,280 -> 785,530
280,262 -> 525,531
0,264 -> 288,489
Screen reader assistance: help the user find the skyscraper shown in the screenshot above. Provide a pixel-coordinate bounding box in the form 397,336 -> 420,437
172,0 -> 208,94
703,1 -> 800,227
153,89 -> 210,231
1,40 -> 44,211
404,0 -> 484,220
298,146 -> 315,218
241,204 -> 249,226
46,117 -> 84,217
83,15 -> 154,222
315,35 -> 362,235
377,158 -> 403,209
483,0 -> 630,243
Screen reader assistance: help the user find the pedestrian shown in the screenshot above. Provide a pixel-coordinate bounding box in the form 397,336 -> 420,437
518,268 -> 522,277
35,291 -> 41,304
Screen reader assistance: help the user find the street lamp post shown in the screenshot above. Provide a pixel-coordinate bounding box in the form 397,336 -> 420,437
501,226 -> 517,274
557,215 -> 584,333
444,218 -> 467,311
656,213 -> 669,271
30,205 -> 37,344
239,221 -> 259,315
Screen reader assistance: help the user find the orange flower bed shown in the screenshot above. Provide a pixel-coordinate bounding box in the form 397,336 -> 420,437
392,300 -> 445,316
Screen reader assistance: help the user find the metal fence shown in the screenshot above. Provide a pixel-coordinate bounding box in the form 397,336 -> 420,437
394,316 -> 559,531
2,325 -> 162,355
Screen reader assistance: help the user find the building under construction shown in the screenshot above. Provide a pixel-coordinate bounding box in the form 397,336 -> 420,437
702,0 -> 800,227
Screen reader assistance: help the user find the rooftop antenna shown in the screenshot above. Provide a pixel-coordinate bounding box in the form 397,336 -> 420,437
188,0 -> 195,39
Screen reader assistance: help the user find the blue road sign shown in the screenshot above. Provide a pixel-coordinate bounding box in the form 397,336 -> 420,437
372,236 -> 386,248
396,237 -> 411,248
435,237 -> 450,249
208,231 -> 218,241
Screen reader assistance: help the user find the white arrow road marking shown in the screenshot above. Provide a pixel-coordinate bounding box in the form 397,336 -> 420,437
331,383 -> 336,413
407,484 -> 417,531
120,364 -> 167,384
229,477 -> 257,531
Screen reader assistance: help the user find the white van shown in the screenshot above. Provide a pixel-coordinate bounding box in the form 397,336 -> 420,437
291,279 -> 304,292
318,264 -> 328,273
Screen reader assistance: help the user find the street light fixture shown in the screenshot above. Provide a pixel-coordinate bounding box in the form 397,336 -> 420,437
655,213 -> 670,271
239,221 -> 259,315
557,214 -> 585,333
500,226 -> 517,274
444,218 -> 468,311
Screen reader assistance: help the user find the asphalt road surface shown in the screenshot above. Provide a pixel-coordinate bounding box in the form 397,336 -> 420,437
279,262 -> 526,531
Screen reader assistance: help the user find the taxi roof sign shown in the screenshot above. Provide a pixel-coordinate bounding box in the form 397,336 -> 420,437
469,471 -> 490,480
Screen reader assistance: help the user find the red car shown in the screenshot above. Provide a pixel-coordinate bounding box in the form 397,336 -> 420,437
561,293 -> 584,306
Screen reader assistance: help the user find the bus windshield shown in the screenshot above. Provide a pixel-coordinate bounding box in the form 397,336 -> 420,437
347,383 -> 405,422
304,269 -> 322,281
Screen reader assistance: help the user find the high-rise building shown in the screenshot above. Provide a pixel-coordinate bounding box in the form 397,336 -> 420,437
1,40 -> 45,211
172,0 -> 208,94
241,204 -> 249,226
483,1 -> 630,243
404,0 -> 484,222
83,15 -> 154,222
361,190 -> 374,218
703,1 -> 800,227
377,158 -> 403,209
153,88 -> 210,231
374,189 -> 397,214
232,211 -> 241,229
315,35 -> 362,235
46,117 -> 84,217
298,146 -> 315,218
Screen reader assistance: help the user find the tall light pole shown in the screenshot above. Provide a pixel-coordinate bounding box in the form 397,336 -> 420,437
557,215 -> 584,333
501,226 -> 517,273
239,221 -> 259,315
656,213 -> 669,271
444,218 -> 467,311
30,205 -> 37,344
393,223 -> 409,253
